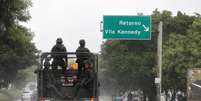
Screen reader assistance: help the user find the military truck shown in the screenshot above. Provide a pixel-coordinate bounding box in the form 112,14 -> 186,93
36,52 -> 99,101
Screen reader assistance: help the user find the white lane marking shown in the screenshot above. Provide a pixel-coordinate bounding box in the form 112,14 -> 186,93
192,83 -> 201,89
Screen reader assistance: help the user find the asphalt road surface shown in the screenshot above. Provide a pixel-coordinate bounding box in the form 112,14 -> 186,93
189,80 -> 201,100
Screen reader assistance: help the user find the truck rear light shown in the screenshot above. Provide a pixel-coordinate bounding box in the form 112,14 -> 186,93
90,98 -> 94,101
40,97 -> 45,101
40,97 -> 50,101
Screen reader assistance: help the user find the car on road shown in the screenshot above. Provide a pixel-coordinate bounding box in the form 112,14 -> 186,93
21,90 -> 33,101
21,81 -> 37,101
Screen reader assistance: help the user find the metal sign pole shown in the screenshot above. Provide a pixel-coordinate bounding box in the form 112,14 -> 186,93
157,21 -> 163,101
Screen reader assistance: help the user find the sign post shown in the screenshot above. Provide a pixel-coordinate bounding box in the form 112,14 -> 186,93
103,16 -> 151,40
157,21 -> 163,101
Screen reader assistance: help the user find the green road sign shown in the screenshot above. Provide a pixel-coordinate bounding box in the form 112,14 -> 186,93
103,16 -> 151,40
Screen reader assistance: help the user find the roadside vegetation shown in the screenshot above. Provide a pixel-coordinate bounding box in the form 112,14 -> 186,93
99,10 -> 201,101
0,66 -> 37,101
0,0 -> 37,100
0,0 -> 38,90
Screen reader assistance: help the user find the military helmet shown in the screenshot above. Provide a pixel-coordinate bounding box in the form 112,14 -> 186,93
56,38 -> 63,44
79,39 -> 85,46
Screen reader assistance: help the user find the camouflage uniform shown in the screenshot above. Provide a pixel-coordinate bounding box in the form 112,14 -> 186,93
51,38 -> 67,72
76,39 -> 90,78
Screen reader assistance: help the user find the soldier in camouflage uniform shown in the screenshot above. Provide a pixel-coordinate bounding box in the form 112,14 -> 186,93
76,39 -> 90,78
51,38 -> 67,73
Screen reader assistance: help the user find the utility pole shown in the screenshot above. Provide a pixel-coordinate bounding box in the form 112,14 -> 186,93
157,21 -> 163,101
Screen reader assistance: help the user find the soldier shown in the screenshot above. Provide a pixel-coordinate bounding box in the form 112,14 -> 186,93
76,39 -> 90,78
51,38 -> 68,73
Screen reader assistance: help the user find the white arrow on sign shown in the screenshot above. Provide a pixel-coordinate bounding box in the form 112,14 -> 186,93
142,24 -> 149,32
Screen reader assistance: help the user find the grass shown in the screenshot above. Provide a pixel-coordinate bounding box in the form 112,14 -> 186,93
0,88 -> 22,101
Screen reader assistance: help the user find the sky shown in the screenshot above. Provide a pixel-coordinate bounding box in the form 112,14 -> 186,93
27,0 -> 201,53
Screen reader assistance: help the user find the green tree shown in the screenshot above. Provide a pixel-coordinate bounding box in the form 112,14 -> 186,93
100,10 -> 201,101
101,39 -> 157,101
163,17 -> 201,101
0,0 -> 37,88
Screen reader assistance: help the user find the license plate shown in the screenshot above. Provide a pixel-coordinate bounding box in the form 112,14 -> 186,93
61,77 -> 74,86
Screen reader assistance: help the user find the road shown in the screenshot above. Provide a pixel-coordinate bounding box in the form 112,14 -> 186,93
14,99 -> 21,101
192,83 -> 201,89
189,80 -> 201,100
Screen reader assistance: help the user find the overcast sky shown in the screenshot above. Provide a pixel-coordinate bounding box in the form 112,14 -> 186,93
27,0 -> 201,53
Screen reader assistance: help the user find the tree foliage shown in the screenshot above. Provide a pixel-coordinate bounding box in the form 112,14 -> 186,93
0,0 -> 37,88
100,9 -> 201,101
101,40 -> 157,100
163,17 -> 201,100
